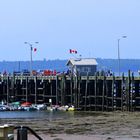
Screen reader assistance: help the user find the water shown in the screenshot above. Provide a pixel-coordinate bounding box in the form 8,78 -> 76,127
0,111 -> 75,120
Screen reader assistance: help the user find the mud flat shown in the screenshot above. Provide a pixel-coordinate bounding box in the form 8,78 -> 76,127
1,111 -> 140,140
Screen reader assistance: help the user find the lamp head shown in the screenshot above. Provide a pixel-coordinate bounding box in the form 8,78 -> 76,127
122,36 -> 127,38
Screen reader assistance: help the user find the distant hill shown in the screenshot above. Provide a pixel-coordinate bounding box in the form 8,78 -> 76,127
0,59 -> 68,73
96,58 -> 140,73
0,58 -> 140,74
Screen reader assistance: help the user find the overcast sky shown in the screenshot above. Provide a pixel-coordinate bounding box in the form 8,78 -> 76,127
0,0 -> 140,61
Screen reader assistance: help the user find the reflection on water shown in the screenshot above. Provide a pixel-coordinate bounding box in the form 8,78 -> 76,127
0,111 -> 111,121
0,111 -> 75,120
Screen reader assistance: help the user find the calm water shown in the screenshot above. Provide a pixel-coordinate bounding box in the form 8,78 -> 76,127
0,111 -> 76,120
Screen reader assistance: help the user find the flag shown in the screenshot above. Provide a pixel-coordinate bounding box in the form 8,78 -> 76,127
69,49 -> 77,54
34,48 -> 37,52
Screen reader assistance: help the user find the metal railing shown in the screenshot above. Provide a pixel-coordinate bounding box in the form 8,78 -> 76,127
0,124 -> 43,140
14,126 -> 43,140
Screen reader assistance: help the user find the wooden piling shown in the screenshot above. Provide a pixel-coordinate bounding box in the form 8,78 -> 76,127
34,76 -> 37,105
94,74 -> 97,111
25,76 -> 28,103
6,76 -> 9,105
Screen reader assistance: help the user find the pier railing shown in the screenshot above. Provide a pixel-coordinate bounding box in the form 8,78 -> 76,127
0,71 -> 140,111
0,124 -> 43,140
15,126 -> 43,140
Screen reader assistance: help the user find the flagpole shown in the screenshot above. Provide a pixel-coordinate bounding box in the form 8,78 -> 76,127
30,45 -> 33,76
24,42 -> 39,76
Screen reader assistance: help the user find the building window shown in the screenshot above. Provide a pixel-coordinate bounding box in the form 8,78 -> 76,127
82,67 -> 91,72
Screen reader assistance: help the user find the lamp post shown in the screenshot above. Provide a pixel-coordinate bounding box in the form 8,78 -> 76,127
24,42 -> 39,75
118,36 -> 127,76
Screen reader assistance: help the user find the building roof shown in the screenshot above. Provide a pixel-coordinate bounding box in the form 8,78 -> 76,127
66,58 -> 98,66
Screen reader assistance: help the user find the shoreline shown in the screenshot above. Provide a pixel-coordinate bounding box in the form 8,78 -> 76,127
27,134 -> 140,140
1,111 -> 140,140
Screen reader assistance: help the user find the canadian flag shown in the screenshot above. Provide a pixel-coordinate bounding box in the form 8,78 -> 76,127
69,49 -> 77,54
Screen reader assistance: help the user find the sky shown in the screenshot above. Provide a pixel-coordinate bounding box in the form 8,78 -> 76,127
0,0 -> 140,61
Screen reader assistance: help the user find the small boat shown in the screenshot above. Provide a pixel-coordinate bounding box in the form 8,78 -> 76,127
0,105 -> 10,111
23,106 -> 37,111
21,102 -> 32,107
68,105 -> 75,111
32,104 -> 47,111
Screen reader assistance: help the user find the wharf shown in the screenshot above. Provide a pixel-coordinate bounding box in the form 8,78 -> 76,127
0,71 -> 140,111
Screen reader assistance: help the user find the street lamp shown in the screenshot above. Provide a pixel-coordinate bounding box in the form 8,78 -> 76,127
24,42 -> 39,75
118,36 -> 127,76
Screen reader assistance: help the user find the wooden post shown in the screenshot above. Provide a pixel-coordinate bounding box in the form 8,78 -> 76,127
94,73 -> 97,111
56,76 -> 58,105
42,79 -> 45,103
88,79 -> 91,111
102,75 -> 105,111
70,75 -> 73,105
125,70 -> 131,111
50,79 -> 53,105
11,75 -> 15,101
121,73 -> 125,111
63,75 -> 66,106
6,76 -> 9,105
77,75 -> 81,109
120,73 -> 123,111
34,76 -> 37,105
1,77 -> 4,102
73,76 -> 76,107
130,72 -> 134,111
112,75 -> 115,111
60,75 -> 65,106
75,75 -> 78,108
84,75 -> 88,111
25,77 -> 28,103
